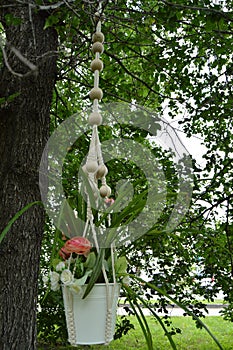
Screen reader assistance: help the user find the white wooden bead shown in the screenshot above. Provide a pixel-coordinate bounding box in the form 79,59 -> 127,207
92,42 -> 104,54
99,185 -> 111,198
89,87 -> 103,100
95,164 -> 108,178
88,112 -> 102,126
86,160 -> 98,173
92,32 -> 105,43
91,58 -> 103,72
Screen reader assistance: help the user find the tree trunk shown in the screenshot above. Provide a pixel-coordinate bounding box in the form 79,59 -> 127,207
0,3 -> 57,349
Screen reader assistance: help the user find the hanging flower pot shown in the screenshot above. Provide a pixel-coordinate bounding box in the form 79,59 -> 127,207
46,235 -> 126,345
62,283 -> 120,345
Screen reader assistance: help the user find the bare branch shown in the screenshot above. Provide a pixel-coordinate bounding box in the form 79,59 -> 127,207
10,46 -> 37,72
38,0 -> 75,11
0,0 -> 76,11
0,37 -> 38,78
63,0 -> 80,17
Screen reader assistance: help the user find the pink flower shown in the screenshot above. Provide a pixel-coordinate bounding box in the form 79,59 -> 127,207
63,236 -> 92,256
59,246 -> 71,260
105,198 -> 115,207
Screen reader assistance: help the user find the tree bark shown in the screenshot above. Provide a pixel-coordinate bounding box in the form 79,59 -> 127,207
0,2 -> 57,349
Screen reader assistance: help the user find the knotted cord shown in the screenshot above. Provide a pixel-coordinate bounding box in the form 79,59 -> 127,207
80,2 -> 118,345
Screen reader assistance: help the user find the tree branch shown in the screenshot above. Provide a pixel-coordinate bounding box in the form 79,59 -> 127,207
192,193 -> 233,222
106,51 -> 176,100
0,38 -> 38,78
0,0 -> 76,11
160,0 -> 233,21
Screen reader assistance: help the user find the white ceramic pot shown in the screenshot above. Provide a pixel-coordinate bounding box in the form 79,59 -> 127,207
62,283 -> 120,345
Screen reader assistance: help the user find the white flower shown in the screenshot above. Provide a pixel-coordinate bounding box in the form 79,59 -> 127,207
51,281 -> 60,291
50,271 -> 60,283
56,261 -> 66,272
50,271 -> 60,291
42,275 -> 49,284
60,269 -> 74,286
69,280 -> 82,295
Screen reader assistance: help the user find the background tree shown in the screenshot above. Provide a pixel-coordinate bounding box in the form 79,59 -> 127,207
0,2 -> 57,349
0,0 -> 232,348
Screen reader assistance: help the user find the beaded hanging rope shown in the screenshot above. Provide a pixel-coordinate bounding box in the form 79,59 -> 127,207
65,2 -> 118,345
86,5 -> 118,345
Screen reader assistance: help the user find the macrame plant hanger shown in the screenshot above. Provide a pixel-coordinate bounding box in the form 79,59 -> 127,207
63,2 -> 118,346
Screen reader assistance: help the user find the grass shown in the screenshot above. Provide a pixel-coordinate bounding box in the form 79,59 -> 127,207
38,316 -> 233,350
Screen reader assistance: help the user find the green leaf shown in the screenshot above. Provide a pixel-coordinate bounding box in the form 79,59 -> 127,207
83,251 -> 96,269
103,259 -> 109,272
44,14 -> 60,30
82,248 -> 105,299
132,289 -> 177,349
130,275 -> 224,350
75,271 -> 92,286
52,258 -> 62,270
0,201 -> 43,245
124,284 -> 153,349
115,256 -> 128,275
0,93 -> 20,108
4,13 -> 22,26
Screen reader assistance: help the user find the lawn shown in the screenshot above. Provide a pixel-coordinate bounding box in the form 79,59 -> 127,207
38,316 -> 233,350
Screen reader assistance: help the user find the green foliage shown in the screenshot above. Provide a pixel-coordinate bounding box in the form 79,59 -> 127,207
115,256 -> 128,275
44,14 -> 60,30
125,275 -> 224,349
114,316 -> 135,340
4,13 -> 21,26
0,201 -> 43,245
38,221 -> 68,345
0,92 -> 20,108
37,289 -> 68,345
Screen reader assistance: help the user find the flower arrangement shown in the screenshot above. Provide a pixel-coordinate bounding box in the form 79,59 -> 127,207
48,236 -> 92,294
47,234 -> 127,295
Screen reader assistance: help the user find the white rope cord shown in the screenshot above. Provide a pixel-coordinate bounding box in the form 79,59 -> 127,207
104,242 -> 118,344
63,286 -> 76,345
94,126 -> 104,165
82,217 -> 90,238
79,2 -> 118,345
84,1 -> 111,246
102,266 -> 112,344
111,242 -> 117,285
